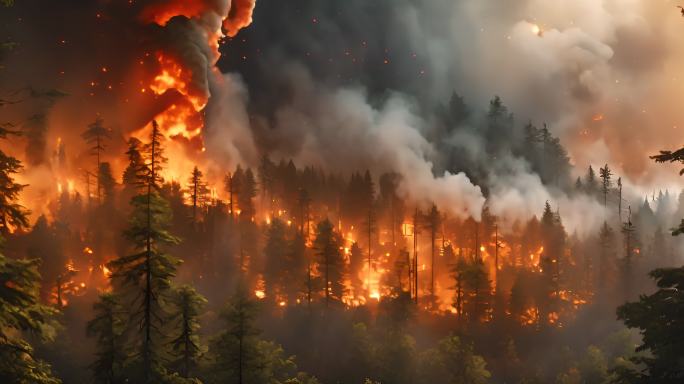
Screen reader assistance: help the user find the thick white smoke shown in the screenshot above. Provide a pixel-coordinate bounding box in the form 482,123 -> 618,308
267,66 -> 485,220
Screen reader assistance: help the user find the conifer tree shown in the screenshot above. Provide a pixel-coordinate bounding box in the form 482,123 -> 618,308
585,165 -> 598,197
87,292 -> 126,384
599,164 -> 612,208
597,222 -> 616,292
0,125 -> 29,233
313,219 -> 345,307
98,162 -> 116,205
187,166 -> 209,224
263,218 -> 288,299
463,259 -> 491,322
82,117 -> 110,203
239,168 -> 257,221
122,138 -> 145,201
0,253 -> 60,383
424,205 -> 441,302
107,120 -> 181,383
210,285 -> 261,384
169,285 -> 207,379
284,232 -> 307,302
0,119 -> 59,382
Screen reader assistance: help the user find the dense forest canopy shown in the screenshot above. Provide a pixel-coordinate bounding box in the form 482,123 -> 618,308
1,0 -> 683,383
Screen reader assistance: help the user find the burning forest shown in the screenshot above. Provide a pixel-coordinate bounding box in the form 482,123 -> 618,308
1,1 -> 684,383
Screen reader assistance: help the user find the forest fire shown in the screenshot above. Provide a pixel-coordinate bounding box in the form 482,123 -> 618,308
2,1 -> 684,383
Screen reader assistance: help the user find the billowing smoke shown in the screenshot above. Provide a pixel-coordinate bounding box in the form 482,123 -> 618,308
264,66 -> 485,219
2,0 -> 684,234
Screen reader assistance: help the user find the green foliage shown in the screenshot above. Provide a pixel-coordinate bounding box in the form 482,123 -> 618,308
87,293 -> 126,384
209,285 -> 262,383
613,267 -> 684,382
107,121 -> 182,383
169,285 -> 207,379
0,129 -> 29,232
452,257 -> 492,322
0,252 -> 60,383
417,334 -> 490,384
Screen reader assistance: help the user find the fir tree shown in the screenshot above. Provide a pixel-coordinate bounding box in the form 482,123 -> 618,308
82,117 -> 110,203
424,205 -> 441,302
263,218 -> 288,299
313,219 -> 345,307
210,285 -> 262,384
87,292 -> 126,384
599,164 -> 612,208
186,166 -> 209,224
107,121 -> 181,383
0,252 -> 60,383
585,165 -> 598,197
0,125 -> 29,233
169,285 -> 207,379
239,168 -> 257,221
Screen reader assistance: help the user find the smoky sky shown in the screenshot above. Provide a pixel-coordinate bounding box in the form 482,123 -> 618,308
218,0 -> 684,181
2,0 -> 684,234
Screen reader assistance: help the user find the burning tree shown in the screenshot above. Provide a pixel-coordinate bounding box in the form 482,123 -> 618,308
81,117 -> 110,204
314,218 -> 345,307
186,166 -> 209,224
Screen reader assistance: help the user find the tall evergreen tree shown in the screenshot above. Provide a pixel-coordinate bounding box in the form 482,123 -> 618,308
87,292 -> 126,384
0,125 -> 29,233
599,164 -> 612,208
263,218 -> 288,299
186,166 -> 209,224
82,117 -> 110,203
585,165 -> 598,197
424,205 -> 441,302
107,120 -> 181,382
0,252 -> 60,384
313,219 -> 345,307
169,285 -> 206,379
210,285 -> 262,384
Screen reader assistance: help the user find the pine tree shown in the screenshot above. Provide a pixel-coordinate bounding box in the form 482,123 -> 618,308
0,252 -> 60,383
239,168 -> 257,221
585,165 -> 598,197
597,222 -> 616,292
349,242 -> 364,297
424,205 -> 441,302
284,232 -> 307,302
107,120 -> 181,383
463,259 -> 491,322
615,268 -> 684,382
210,285 -> 262,384
263,218 -> 288,299
450,257 -> 468,318
0,125 -> 29,233
599,164 -> 612,207
87,292 -> 126,384
186,166 -> 209,224
82,117 -> 110,203
313,219 -> 345,307
0,120 -> 59,382
122,138 -> 145,201
169,285 -> 206,379
98,162 -> 117,205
